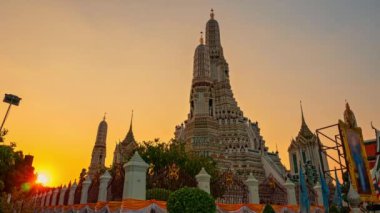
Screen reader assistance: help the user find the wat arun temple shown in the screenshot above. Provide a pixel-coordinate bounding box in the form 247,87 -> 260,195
31,10 -> 340,211
174,10 -> 287,183
88,10 -> 289,185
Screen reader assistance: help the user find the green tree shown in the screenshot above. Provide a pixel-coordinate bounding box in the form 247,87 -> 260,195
167,187 -> 216,213
0,143 -> 38,213
146,188 -> 171,201
137,139 -> 218,178
137,139 -> 223,197
0,144 -> 16,185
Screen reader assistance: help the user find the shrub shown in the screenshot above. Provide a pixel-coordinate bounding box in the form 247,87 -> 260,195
262,204 -> 275,213
146,188 -> 171,201
167,187 -> 215,213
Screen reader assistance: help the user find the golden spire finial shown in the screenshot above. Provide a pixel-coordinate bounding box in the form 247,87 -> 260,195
199,31 -> 204,44
210,8 -> 214,19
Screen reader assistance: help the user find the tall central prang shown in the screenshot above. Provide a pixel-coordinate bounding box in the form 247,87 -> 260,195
175,10 -> 287,183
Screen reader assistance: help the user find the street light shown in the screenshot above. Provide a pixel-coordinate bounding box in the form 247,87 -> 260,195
0,94 -> 21,142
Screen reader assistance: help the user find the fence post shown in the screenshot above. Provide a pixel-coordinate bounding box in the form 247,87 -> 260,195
195,167 -> 211,194
51,188 -> 59,206
246,172 -> 259,204
40,192 -> 46,207
58,185 -> 67,205
98,170 -> 112,202
68,181 -> 77,205
123,152 -> 149,200
347,182 -> 361,213
313,181 -> 323,206
45,190 -> 52,206
284,178 -> 297,205
80,176 -> 92,204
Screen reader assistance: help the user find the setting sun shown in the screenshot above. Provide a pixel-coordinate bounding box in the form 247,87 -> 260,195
36,173 -> 50,186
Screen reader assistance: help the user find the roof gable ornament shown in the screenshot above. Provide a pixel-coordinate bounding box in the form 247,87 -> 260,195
300,101 -> 306,127
299,101 -> 314,138
122,110 -> 136,145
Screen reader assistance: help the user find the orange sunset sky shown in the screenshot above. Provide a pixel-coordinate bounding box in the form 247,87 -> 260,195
1,1 -> 379,186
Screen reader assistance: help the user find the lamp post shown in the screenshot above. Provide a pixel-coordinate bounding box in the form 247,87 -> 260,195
0,94 -> 21,142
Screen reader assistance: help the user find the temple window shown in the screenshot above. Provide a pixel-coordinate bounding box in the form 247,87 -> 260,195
292,153 -> 298,173
302,151 -> 306,163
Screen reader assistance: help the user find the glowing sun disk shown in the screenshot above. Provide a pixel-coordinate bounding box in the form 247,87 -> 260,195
36,173 -> 49,185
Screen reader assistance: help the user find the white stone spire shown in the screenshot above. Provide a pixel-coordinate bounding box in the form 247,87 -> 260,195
88,115 -> 108,177
192,32 -> 211,85
206,8 -> 221,47
95,114 -> 108,146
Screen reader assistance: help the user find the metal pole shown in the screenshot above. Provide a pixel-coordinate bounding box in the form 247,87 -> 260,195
0,103 -> 12,133
316,132 -> 327,179
335,134 -> 345,179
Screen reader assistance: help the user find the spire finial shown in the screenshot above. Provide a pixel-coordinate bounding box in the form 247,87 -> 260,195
300,100 -> 305,124
130,110 -> 133,130
199,31 -> 204,44
210,8 -> 214,19
103,112 -> 106,121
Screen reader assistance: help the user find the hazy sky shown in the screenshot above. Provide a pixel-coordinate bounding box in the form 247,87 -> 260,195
1,0 -> 379,186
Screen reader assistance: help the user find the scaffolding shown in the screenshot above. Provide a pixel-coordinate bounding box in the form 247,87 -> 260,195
316,123 -> 347,181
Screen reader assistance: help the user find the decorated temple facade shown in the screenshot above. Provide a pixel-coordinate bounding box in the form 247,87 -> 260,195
174,10 -> 286,183
287,103 -> 329,183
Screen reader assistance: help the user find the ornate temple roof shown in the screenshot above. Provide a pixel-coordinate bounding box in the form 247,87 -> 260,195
122,112 -> 136,145
288,102 -> 316,151
112,111 -> 138,165
122,126 -> 135,145
298,102 -> 314,139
